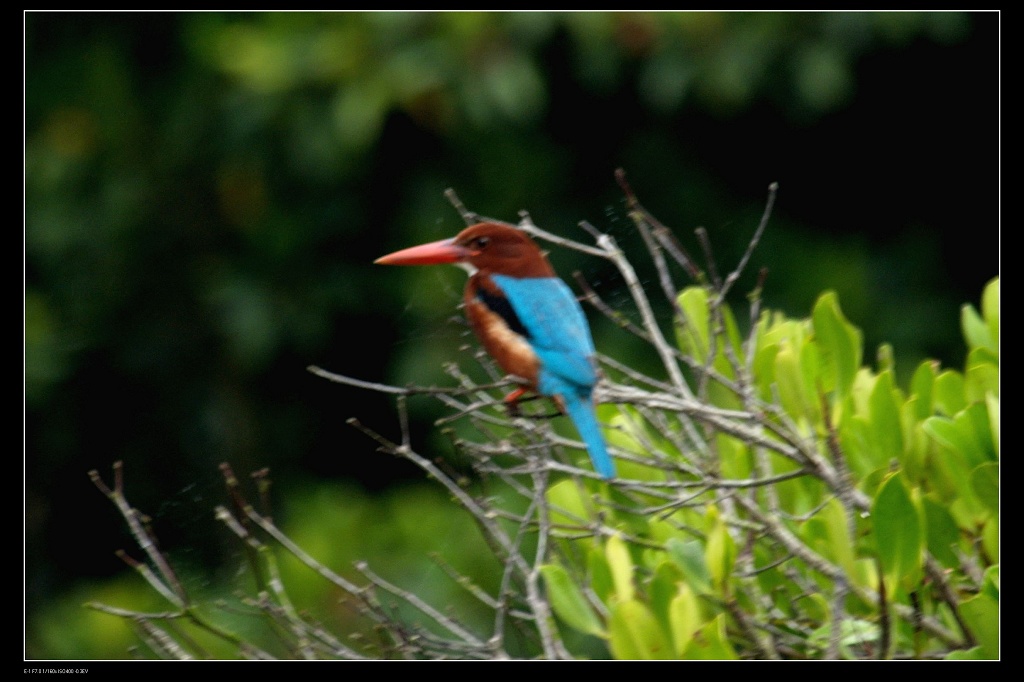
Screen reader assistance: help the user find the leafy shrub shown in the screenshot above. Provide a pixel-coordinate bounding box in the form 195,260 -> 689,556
88,183 -> 997,659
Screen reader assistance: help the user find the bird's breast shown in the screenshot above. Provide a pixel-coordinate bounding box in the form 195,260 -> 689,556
464,277 -> 540,388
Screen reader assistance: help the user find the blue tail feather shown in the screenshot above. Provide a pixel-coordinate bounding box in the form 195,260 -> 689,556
560,391 -> 615,479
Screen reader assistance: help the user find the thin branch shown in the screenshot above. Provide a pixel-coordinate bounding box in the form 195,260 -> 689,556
615,167 -> 702,282
353,561 -> 487,650
307,364 -> 519,396
444,188 -> 481,226
716,182 -> 778,303
90,463 -> 187,607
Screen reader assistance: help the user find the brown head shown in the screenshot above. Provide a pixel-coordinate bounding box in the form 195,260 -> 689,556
375,222 -> 555,279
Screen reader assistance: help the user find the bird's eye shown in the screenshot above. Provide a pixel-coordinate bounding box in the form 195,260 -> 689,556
472,236 -> 490,249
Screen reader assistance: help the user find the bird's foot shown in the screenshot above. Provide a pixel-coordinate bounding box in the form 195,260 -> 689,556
503,387 -> 527,418
502,388 -> 562,419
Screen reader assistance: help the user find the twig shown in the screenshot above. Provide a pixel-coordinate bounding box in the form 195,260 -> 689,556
354,561 -> 487,650
716,182 -> 778,304
307,365 -> 518,396
445,188 -> 481,226
634,215 -> 683,317
133,618 -> 194,660
585,220 -> 692,399
525,465 -> 571,660
694,227 -> 722,290
615,167 -> 702,281
90,463 -> 187,607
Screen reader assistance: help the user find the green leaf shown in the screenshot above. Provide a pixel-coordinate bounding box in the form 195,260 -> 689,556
981,277 -> 999,351
666,538 -> 712,595
965,347 -> 999,403
809,618 -> 879,657
872,472 -> 923,588
679,614 -> 739,660
717,301 -> 747,370
971,463 -> 998,515
606,534 -> 635,603
982,514 -> 998,564
715,432 -> 752,481
540,564 -> 606,638
841,412 -> 888,476
986,393 -> 999,456
800,592 -> 830,624
803,498 -> 857,579
868,370 -> 903,463
547,479 -> 595,529
587,547 -> 615,603
923,404 -> 993,470
961,278 -> 998,356
922,495 -> 960,568
648,561 -> 683,630
923,416 -> 967,457
798,340 -> 824,422
899,401 -> 928,480
965,401 -> 997,463
959,592 -> 999,659
812,291 -> 862,398
933,370 -> 966,416
982,564 -> 999,601
676,287 -> 749,387
924,414 -> 991,526
876,342 -> 895,374
677,287 -> 710,362
608,599 -> 673,660
667,583 -> 703,657
960,303 -> 992,354
909,360 -> 938,420
774,342 -> 810,421
705,507 -> 736,594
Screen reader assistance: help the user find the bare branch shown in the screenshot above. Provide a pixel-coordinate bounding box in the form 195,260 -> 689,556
90,463 -> 187,607
717,182 -> 778,303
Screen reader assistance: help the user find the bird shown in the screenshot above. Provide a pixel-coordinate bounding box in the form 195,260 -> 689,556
375,222 -> 614,478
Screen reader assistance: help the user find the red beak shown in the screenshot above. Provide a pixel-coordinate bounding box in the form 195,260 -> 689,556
374,238 -> 472,266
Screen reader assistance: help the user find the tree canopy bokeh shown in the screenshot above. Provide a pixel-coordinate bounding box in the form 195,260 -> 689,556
25,11 -> 997,659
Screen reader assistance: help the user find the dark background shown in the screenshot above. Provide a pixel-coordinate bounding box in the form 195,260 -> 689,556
25,11 -> 998,658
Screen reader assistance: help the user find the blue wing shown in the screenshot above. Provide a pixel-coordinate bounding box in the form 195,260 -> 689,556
491,275 -> 615,479
490,275 -> 597,394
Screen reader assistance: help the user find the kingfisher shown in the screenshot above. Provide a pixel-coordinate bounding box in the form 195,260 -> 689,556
375,222 -> 614,479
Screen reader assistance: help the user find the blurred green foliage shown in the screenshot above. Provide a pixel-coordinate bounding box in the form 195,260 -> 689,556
25,11 -> 996,659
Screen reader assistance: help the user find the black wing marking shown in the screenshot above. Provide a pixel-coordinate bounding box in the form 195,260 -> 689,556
475,285 -> 531,340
